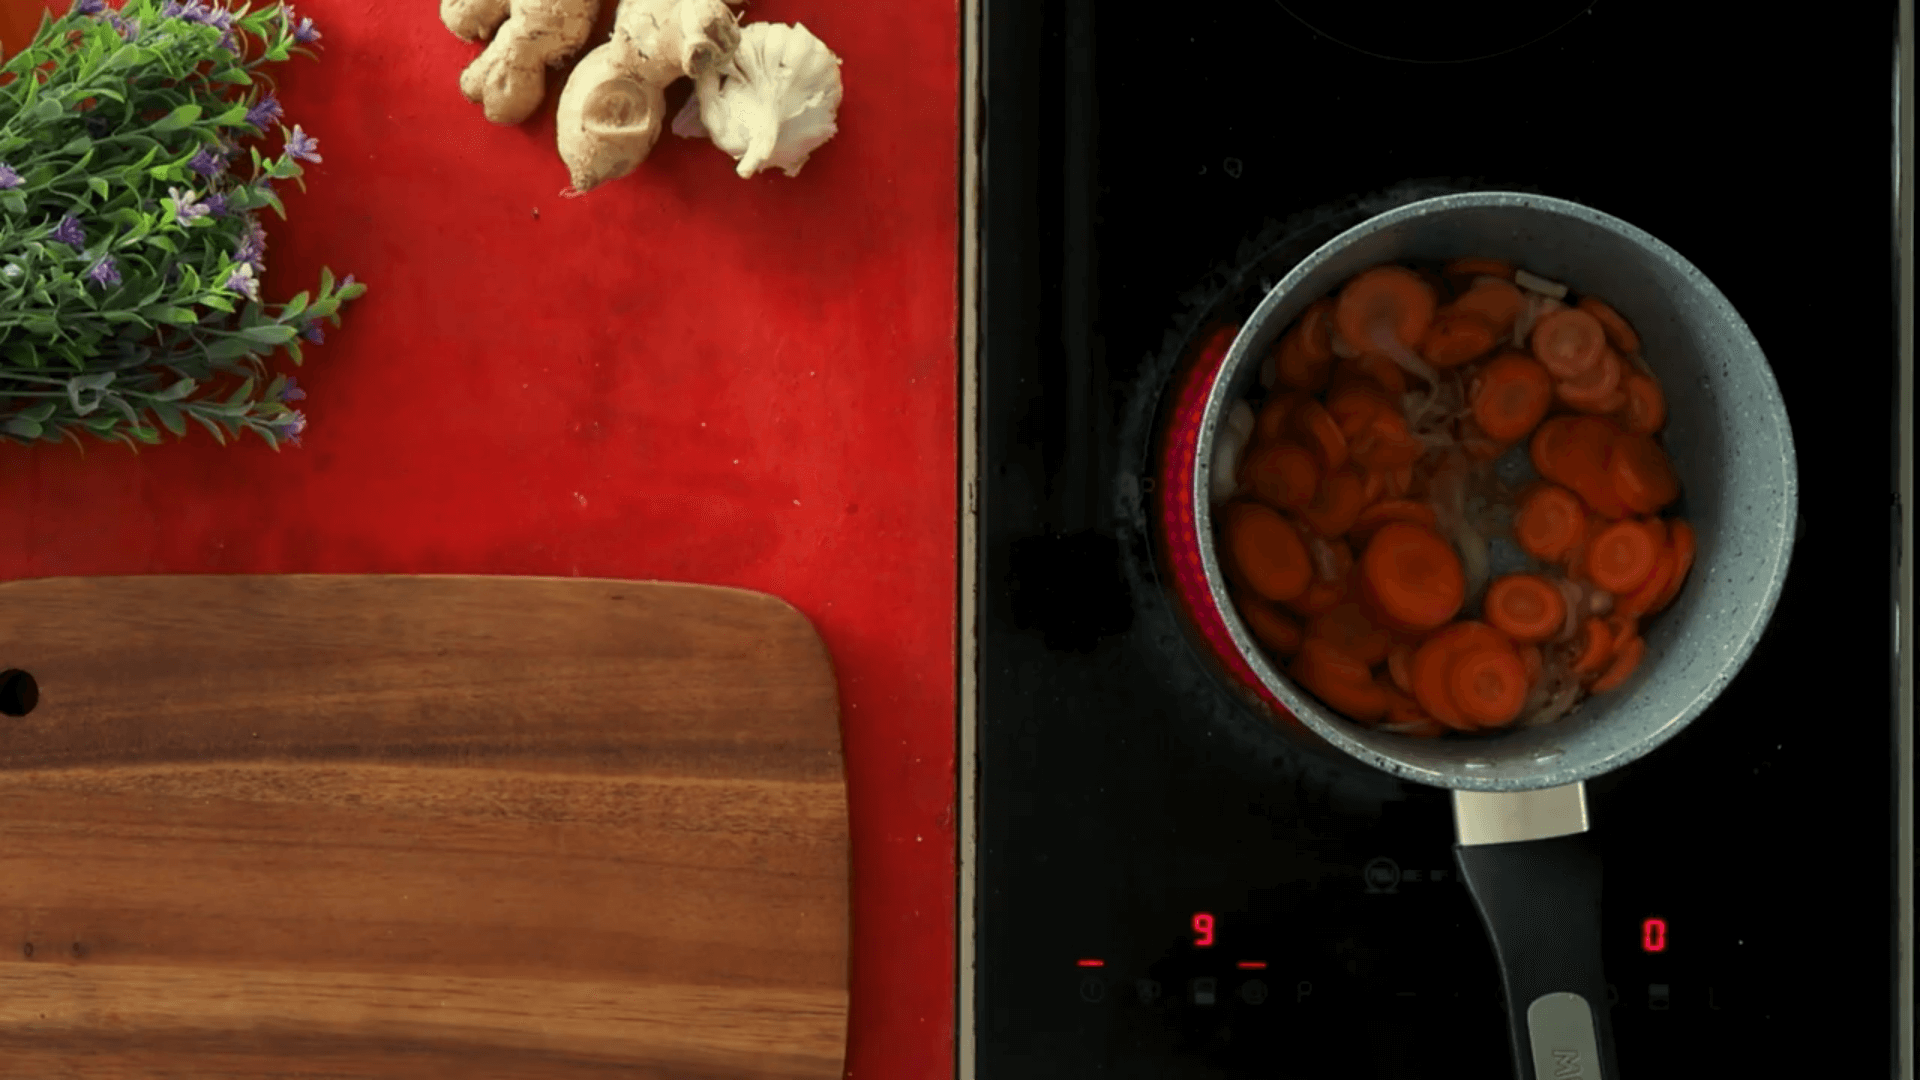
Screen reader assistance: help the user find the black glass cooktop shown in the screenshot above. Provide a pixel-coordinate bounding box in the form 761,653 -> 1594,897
971,3 -> 1904,1078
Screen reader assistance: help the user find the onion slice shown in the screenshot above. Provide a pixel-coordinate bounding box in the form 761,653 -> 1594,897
1514,269 -> 1569,299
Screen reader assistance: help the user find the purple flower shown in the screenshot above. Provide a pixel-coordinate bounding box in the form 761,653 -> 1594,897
106,13 -> 139,40
86,256 -> 120,288
233,218 -> 267,269
188,145 -> 228,179
279,376 -> 306,402
70,0 -> 107,16
169,186 -> 211,226
280,4 -> 321,42
49,215 -> 86,247
283,125 -> 321,164
0,163 -> 20,190
161,1 -> 214,23
225,261 -> 259,300
268,409 -> 306,446
244,92 -> 283,131
204,191 -> 229,217
300,322 -> 324,344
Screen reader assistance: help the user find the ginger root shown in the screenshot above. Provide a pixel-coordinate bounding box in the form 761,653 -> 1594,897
554,0 -> 745,196
442,0 -> 604,126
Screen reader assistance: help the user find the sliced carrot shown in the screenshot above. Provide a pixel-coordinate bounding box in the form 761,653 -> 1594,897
1616,545 -> 1674,619
1533,416 -> 1629,519
1288,398 -> 1349,474
1589,634 -> 1646,694
1606,613 -> 1640,654
1529,308 -> 1607,380
1649,519 -> 1695,613
1387,462 -> 1414,498
1609,431 -> 1680,514
1410,621 -> 1507,730
1350,498 -> 1440,544
1331,351 -> 1409,398
1445,257 -> 1514,281
1334,265 -> 1438,353
1555,348 -> 1624,412
1282,578 -> 1344,619
1451,278 -> 1528,336
1243,441 -> 1320,511
1358,521 -> 1467,634
1616,372 -> 1666,435
1513,482 -> 1587,561
1585,519 -> 1662,594
1255,390 -> 1310,447
1577,296 -> 1641,356
1326,384 -> 1396,443
1379,680 -> 1430,725
1570,617 -> 1615,679
1351,409 -> 1424,472
1563,515 -> 1610,581
1299,466 -> 1368,538
1273,298 -> 1337,391
1471,351 -> 1553,441
1307,602 -> 1392,667
1223,500 -> 1314,602
1450,645 -> 1529,728
1289,637 -> 1390,722
1387,642 -> 1415,696
1420,308 -> 1501,369
1232,587 -> 1306,656
1484,573 -> 1567,644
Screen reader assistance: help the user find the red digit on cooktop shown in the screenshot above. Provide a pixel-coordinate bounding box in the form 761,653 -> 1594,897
1192,912 -> 1215,947
1642,917 -> 1667,953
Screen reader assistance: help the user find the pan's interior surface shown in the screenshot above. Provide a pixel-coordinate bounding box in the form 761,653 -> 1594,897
1195,192 -> 1798,792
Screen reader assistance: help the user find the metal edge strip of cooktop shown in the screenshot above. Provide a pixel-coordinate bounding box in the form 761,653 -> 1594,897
1896,3 -> 1914,1077
957,0 -> 983,1071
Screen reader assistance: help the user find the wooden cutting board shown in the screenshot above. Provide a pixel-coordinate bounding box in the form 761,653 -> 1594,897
0,575 -> 849,1080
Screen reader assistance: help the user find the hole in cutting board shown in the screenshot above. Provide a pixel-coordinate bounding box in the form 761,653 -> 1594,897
0,669 -> 39,716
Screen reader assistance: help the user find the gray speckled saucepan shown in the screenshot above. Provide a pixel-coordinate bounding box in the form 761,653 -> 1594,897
1193,192 -> 1797,1080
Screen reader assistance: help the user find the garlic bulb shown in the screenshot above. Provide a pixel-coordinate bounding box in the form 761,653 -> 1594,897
671,21 -> 843,178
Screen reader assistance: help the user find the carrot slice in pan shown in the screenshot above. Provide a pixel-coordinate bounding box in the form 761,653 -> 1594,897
1410,621 -> 1507,730
1513,483 -> 1587,562
1609,431 -> 1680,514
1255,390 -> 1310,447
1359,521 -> 1467,633
1288,397 -> 1350,473
1307,602 -> 1392,668
1570,617 -> 1615,679
1648,519 -> 1695,613
1351,498 -> 1441,544
1451,278 -> 1528,336
1484,574 -> 1568,644
1530,308 -> 1607,380
1449,645 -> 1529,728
1585,519 -> 1662,594
1589,634 -> 1646,694
1445,257 -> 1515,281
1577,295 -> 1642,356
1472,351 -> 1554,441
1289,638 -> 1390,722
1335,265 -> 1438,353
1223,500 -> 1314,602
1243,441 -> 1320,511
1299,466 -> 1368,538
1617,371 -> 1666,434
1421,308 -> 1501,369
1232,587 -> 1306,657
1273,299 -> 1337,391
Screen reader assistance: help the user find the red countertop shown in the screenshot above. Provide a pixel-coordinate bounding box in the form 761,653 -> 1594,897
0,2 -> 959,1076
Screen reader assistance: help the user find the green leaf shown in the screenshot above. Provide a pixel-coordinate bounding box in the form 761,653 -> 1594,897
284,338 -> 304,366
205,337 -> 257,362
240,324 -> 297,345
155,307 -> 198,326
225,376 -> 256,407
149,103 -> 204,133
318,266 -> 335,296
60,134 -> 93,156
279,291 -> 309,319
88,176 -> 109,199
150,401 -> 186,437
155,378 -> 196,401
200,294 -> 233,313
2,417 -> 41,440
212,104 -> 251,125
24,97 -> 62,125
2,193 -> 26,215
17,402 -> 56,423
130,425 -> 162,445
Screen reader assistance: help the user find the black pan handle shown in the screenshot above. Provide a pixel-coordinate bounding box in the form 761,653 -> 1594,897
1454,823 -> 1621,1080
